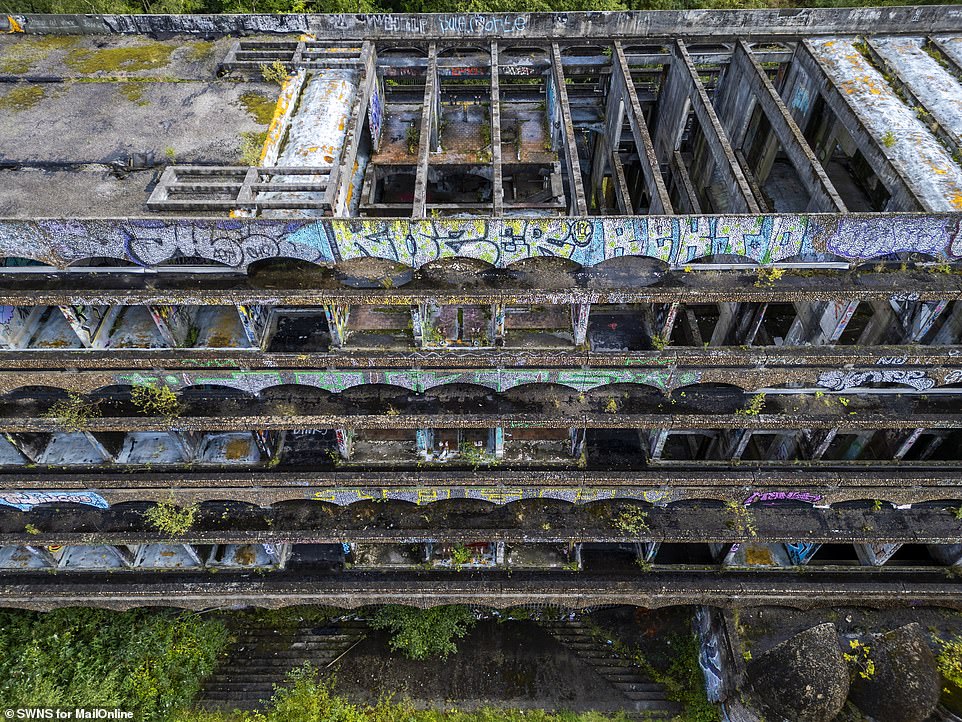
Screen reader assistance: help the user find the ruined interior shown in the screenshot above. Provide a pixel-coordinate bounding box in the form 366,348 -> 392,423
0,6 -> 960,634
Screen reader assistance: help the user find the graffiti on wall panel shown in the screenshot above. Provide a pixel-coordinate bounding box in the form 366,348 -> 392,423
0,490 -> 109,511
817,369 -> 936,392
1,215 -> 958,271
310,486 -> 675,506
113,368 -> 702,396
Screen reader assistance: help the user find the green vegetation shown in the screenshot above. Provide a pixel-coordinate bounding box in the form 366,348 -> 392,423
613,504 -> 649,535
131,382 -> 183,418
370,605 -> 477,660
173,665 -> 641,722
937,634 -> 962,687
754,265 -> 785,287
44,391 -> 100,431
144,495 -> 199,536
735,392 -> 766,417
259,59 -> 289,85
725,500 -> 758,538
881,129 -> 897,148
118,81 -> 149,105
842,638 -> 876,680
0,35 -> 77,75
239,90 -> 277,125
0,84 -> 45,112
239,130 -> 267,166
582,621 -> 719,722
0,608 -> 228,721
64,41 -> 175,74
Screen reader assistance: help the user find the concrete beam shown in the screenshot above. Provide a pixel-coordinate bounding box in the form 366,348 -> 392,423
412,43 -> 438,219
330,42 -> 377,216
550,43 -> 588,216
490,42 -> 504,216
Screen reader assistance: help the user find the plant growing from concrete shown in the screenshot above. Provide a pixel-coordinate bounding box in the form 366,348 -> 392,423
650,332 -> 669,350
259,59 -> 289,85
843,638 -> 876,680
450,544 -> 472,569
736,393 -> 766,417
754,265 -> 785,287
613,505 -> 649,535
23,524 -> 39,536
370,605 -> 477,661
604,397 -> 619,414
725,501 -> 758,538
406,122 -> 420,155
458,441 -> 498,469
881,130 -> 897,148
131,383 -> 182,418
44,392 -> 100,431
144,496 -> 198,536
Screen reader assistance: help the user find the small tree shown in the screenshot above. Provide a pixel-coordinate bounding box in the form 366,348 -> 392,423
370,605 -> 477,660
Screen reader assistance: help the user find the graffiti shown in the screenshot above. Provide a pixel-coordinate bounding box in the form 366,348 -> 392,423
500,64 -> 541,77
876,356 -> 908,365
695,607 -> 726,702
437,14 -> 527,35
785,541 -> 820,565
945,369 -> 962,385
744,490 -> 823,505
816,369 -> 936,392
0,491 -> 109,511
368,76 -> 383,150
310,486 -> 675,506
0,215 -> 958,271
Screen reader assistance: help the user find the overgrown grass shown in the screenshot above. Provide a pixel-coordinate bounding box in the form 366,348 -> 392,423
0,84 -> 45,112
171,665 -> 637,722
0,608 -> 229,721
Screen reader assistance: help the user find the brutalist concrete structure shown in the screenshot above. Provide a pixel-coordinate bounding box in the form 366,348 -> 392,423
1,7 -> 962,610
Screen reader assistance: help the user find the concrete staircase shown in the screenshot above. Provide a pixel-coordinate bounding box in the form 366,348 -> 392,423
539,619 -> 683,720
199,620 -> 367,709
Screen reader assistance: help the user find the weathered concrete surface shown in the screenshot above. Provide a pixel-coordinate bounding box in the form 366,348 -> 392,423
744,623 -> 848,722
847,622 -> 940,722
0,170 -> 155,218
0,80 -> 274,166
4,8 -> 962,40
0,569 -> 960,611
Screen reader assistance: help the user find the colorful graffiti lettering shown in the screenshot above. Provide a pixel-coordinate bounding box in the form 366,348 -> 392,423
0,491 -> 110,511
817,368 -> 936,392
310,486 -> 674,506
1,215 -> 957,271
743,490 -> 823,505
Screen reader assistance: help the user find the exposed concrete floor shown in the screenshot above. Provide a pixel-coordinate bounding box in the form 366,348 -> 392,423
329,619 -> 644,712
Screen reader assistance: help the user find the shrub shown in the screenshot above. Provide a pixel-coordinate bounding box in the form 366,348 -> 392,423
0,608 -> 228,721
144,496 -> 198,536
131,383 -> 182,418
44,392 -> 100,431
370,605 -> 477,660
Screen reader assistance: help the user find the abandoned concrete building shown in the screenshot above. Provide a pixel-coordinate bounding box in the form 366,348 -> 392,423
1,6 -> 962,619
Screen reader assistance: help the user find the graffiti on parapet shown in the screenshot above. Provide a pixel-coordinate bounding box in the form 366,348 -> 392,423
0,215 -> 958,271
437,15 -> 527,35
310,487 -> 675,506
743,490 -> 823,505
114,368 -> 699,395
816,368 -> 936,392
0,491 -> 109,511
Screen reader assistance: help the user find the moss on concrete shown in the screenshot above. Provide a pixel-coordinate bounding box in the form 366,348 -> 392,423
65,41 -> 175,74
118,82 -> 149,106
0,36 -> 78,75
239,91 -> 276,125
0,85 -> 45,112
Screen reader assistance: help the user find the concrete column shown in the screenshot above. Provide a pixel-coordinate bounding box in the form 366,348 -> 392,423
569,427 -> 586,458
855,543 -> 902,566
928,544 -> 962,566
417,428 -> 434,459
335,428 -> 354,460
571,303 -> 590,347
490,303 -> 505,346
784,300 -> 858,345
0,306 -> 42,349
648,429 -> 669,461
324,304 -> 351,348
784,542 -> 821,565
932,302 -> 962,344
489,427 -> 504,459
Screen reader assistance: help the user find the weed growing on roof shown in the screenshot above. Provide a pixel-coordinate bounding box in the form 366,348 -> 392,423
239,130 -> 267,166
144,496 -> 198,536
131,383 -> 182,418
881,130 -> 897,148
370,605 -> 477,660
259,59 -> 288,85
613,505 -> 649,535
44,392 -> 100,431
